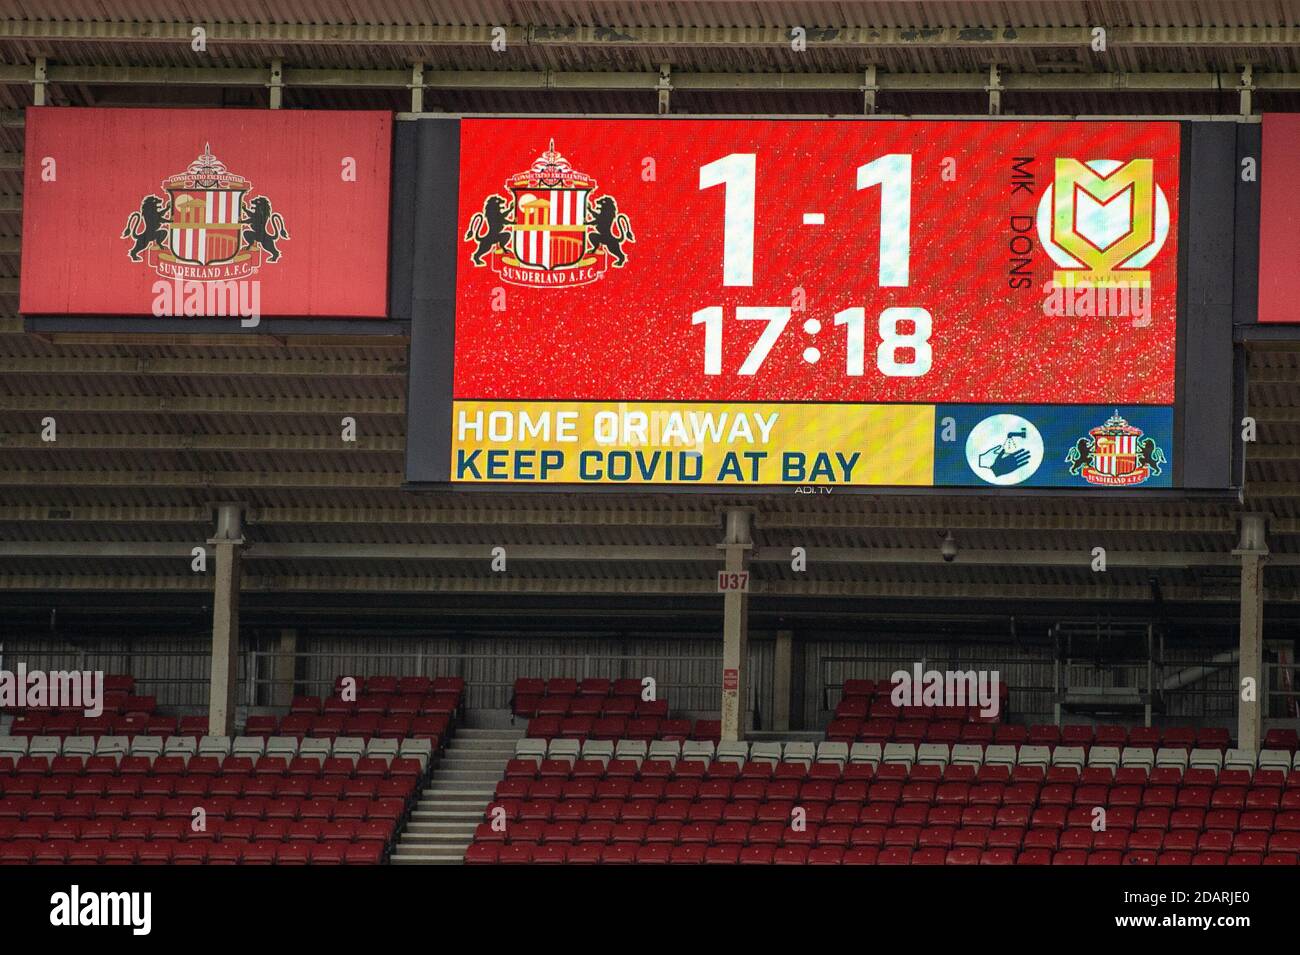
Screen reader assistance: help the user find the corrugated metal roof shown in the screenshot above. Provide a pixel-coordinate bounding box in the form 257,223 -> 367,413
0,3 -> 1297,611
12,1 -> 1300,29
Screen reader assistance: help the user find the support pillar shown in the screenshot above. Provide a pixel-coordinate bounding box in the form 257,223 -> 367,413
657,63 -> 672,115
272,628 -> 297,709
410,63 -> 425,113
208,504 -> 245,737
269,58 -> 283,109
33,57 -> 46,107
862,66 -> 879,115
1235,513 -> 1268,753
986,63 -> 1002,116
773,629 -> 793,733
719,508 -> 752,742
1239,65 -> 1255,117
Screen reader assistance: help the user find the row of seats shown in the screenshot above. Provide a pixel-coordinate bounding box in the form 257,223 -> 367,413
520,698 -> 673,719
483,791 -> 1300,829
507,738 -> 1285,777
515,678 -> 650,698
287,693 -> 461,718
1,779 -> 416,805
1,797 -> 406,829
2,840 -> 384,865
330,675 -> 464,696
825,718 -> 1234,749
839,678 -> 1011,700
525,716 -> 719,742
512,678 -> 653,718
1,674 -> 141,716
505,757 -> 1300,789
249,714 -> 452,743
474,813 -> 1300,848
466,842 -> 1299,865
10,712 -> 444,741
513,679 -> 676,721
832,707 -> 1000,727
10,710 -> 453,743
0,733 -> 432,766
2,814 -> 398,841
9,709 -> 174,739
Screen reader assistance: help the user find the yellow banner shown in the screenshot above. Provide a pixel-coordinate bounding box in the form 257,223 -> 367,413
451,401 -> 935,485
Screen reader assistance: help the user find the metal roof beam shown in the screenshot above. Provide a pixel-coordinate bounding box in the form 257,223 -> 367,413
0,356 -> 406,377
0,540 -> 1280,569
758,512 -> 1235,533
0,434 -> 405,453
0,504 -> 720,527
752,546 -> 1249,569
2,21 -> 1298,48
0,470 -> 401,489
0,21 -> 513,45
1,395 -> 403,415
0,64 -> 1277,94
0,573 -> 1270,602
0,574 -> 209,591
0,506 -> 210,522
0,542 -> 714,561
1246,484 -> 1300,498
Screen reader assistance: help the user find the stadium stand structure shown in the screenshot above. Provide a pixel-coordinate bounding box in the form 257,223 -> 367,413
466,733 -> 1300,865
0,673 -> 461,863
0,733 -> 427,864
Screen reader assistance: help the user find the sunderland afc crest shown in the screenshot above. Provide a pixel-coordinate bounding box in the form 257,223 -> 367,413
464,139 -> 634,287
1066,411 -> 1167,487
121,144 -> 289,281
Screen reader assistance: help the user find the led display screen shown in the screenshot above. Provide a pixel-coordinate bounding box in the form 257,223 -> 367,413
404,117 -> 1236,492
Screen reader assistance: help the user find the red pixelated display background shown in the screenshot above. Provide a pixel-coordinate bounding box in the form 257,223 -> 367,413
1260,114 -> 1300,324
20,108 -> 392,317
453,118 -> 1180,403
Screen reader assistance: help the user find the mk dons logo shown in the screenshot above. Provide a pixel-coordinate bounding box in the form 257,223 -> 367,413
121,144 -> 289,281
464,139 -> 634,288
1037,158 -> 1170,288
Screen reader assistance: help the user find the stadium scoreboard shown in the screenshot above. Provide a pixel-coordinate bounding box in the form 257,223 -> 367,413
405,117 -> 1236,492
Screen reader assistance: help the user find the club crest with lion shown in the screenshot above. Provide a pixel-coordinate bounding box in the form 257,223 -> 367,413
463,139 -> 634,288
121,143 -> 289,281
1065,411 -> 1167,487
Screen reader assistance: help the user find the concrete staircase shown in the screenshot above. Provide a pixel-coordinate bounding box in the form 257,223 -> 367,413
390,726 -> 522,864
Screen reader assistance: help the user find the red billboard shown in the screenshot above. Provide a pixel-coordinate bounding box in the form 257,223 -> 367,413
1260,114 -> 1300,323
20,108 -> 392,318
454,118 -> 1180,404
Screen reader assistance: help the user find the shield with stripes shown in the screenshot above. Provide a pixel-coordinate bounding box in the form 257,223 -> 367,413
165,186 -> 247,266
509,187 -> 589,270
158,144 -> 254,270
1092,431 -> 1139,477
506,140 -> 595,272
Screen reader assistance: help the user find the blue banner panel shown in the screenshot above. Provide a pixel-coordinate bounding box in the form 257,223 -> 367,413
934,405 -> 1174,488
